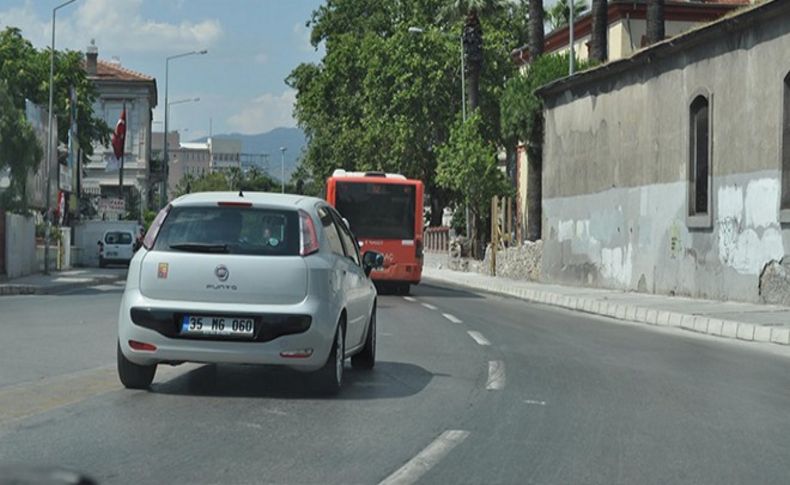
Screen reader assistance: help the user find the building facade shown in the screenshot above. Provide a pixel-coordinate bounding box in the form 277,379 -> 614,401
537,0 -> 790,304
83,41 -> 157,220
511,0 -> 751,242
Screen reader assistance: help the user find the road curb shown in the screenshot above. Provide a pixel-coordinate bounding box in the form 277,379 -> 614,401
0,275 -> 126,297
423,270 -> 790,347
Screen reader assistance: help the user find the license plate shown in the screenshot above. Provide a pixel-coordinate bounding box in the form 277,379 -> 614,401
181,315 -> 255,339
106,251 -> 117,257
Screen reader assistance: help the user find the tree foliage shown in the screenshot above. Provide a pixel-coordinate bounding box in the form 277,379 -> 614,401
546,0 -> 589,31
174,168 -> 281,198
288,0 -> 530,225
436,111 -> 508,224
500,52 -> 593,146
0,27 -> 110,159
0,80 -> 42,212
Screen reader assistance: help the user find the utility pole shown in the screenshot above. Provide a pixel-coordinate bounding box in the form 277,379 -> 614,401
44,0 -> 79,275
279,147 -> 286,193
569,0 -> 576,75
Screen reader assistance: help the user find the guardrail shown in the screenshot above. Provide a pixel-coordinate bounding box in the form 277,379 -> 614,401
424,226 -> 450,253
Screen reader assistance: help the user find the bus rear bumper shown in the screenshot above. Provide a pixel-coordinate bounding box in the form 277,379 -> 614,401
371,263 -> 422,284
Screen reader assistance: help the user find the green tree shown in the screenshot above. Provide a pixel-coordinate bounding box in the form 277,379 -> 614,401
0,27 -> 110,159
174,172 -> 229,197
0,80 -> 42,212
437,111 -> 508,254
547,0 -> 588,31
288,0 -> 530,227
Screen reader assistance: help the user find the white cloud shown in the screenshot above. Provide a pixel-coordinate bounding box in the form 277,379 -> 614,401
227,90 -> 297,134
0,0 -> 222,53
292,22 -> 314,53
254,51 -> 269,64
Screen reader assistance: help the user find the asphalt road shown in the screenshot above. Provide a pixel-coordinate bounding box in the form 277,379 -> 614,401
1,280 -> 790,484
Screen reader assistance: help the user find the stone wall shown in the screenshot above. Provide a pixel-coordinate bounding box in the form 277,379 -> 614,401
483,241 -> 543,280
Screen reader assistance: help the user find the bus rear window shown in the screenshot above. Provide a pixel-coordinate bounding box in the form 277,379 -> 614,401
335,182 -> 416,240
153,206 -> 299,256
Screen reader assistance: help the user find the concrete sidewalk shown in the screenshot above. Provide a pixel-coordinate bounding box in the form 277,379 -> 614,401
0,268 -> 127,296
423,267 -> 790,346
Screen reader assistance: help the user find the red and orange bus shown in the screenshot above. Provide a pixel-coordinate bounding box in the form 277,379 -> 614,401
326,170 -> 424,294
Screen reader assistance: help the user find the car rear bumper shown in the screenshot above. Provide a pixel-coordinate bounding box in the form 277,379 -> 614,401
118,289 -> 337,371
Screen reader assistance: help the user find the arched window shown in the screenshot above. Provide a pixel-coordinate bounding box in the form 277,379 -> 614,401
689,95 -> 710,218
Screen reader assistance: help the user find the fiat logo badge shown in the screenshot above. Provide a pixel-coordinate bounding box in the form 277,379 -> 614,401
215,265 -> 229,281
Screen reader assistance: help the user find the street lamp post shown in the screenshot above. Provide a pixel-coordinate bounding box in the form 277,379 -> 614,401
408,26 -> 469,236
163,50 -> 206,207
44,0 -> 79,275
279,147 -> 286,193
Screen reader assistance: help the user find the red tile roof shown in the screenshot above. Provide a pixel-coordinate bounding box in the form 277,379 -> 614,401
90,59 -> 154,82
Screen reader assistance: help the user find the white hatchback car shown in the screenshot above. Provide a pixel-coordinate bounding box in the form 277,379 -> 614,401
117,192 -> 383,394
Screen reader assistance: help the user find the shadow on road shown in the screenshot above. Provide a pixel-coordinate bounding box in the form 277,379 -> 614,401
151,360 -> 440,400
410,282 -> 483,299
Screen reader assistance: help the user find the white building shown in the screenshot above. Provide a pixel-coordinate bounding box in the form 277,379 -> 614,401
82,41 -> 157,221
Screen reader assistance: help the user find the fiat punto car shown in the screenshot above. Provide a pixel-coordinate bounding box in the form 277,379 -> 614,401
117,191 -> 383,394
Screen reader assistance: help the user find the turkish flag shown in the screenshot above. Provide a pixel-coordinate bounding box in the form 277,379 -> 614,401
111,108 -> 126,160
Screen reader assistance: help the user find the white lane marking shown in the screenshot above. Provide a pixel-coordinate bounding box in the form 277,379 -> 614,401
524,399 -> 547,406
467,331 -> 491,346
421,303 -> 438,310
442,313 -> 462,324
378,430 -> 470,485
486,361 -> 506,390
403,296 -> 417,302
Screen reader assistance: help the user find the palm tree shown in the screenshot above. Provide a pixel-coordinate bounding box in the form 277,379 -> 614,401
528,0 -> 545,61
590,0 -> 607,62
646,0 -> 665,45
443,0 -> 507,113
547,0 -> 588,31
526,0 -> 544,241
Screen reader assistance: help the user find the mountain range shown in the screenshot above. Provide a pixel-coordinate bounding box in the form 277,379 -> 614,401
193,127 -> 306,181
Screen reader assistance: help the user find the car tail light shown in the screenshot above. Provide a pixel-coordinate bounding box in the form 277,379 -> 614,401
128,340 -> 157,352
416,239 -> 424,260
299,210 -> 320,256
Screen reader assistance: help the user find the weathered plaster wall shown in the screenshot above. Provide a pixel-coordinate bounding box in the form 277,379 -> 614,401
541,8 -> 790,303
543,171 -> 787,301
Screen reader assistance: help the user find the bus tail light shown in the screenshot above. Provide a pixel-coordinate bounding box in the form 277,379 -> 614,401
299,210 -> 320,256
416,239 -> 424,260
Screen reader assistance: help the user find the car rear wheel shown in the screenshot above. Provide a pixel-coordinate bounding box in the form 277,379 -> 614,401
313,321 -> 345,395
117,342 -> 156,389
351,307 -> 376,370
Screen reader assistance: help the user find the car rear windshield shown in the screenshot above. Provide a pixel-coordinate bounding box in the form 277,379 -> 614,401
153,206 -> 299,256
335,182 -> 416,240
105,232 -> 133,245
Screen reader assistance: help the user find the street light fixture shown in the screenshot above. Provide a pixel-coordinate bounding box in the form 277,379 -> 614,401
279,147 -> 286,193
168,97 -> 200,107
408,25 -> 469,235
44,0 -> 79,275
162,49 -> 207,207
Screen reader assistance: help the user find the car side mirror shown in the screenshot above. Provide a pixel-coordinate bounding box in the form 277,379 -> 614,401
362,251 -> 384,277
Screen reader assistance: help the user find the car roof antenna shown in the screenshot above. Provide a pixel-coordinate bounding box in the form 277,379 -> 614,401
238,188 -> 244,197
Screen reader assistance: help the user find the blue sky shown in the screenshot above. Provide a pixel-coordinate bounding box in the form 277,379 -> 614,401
0,0 -> 325,140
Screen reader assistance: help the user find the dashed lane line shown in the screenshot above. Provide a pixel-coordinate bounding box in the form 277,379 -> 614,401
486,360 -> 506,390
442,313 -> 463,324
378,430 -> 470,485
403,296 -> 417,302
467,331 -> 491,346
421,303 -> 438,310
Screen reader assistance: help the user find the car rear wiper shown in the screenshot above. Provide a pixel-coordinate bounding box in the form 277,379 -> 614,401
169,243 -> 230,253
